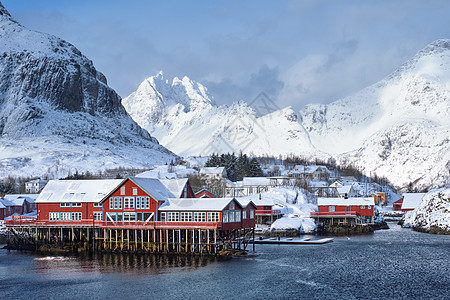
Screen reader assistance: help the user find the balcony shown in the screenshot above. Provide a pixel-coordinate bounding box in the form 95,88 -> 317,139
310,211 -> 358,217
255,209 -> 282,215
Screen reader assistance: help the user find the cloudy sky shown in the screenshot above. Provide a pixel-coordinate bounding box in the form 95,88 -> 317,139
3,0 -> 450,110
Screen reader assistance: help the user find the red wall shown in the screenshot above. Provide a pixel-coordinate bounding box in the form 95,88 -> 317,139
0,208 -> 4,220
102,179 -> 158,219
241,204 -> 256,228
195,190 -> 215,198
38,202 -> 102,220
318,204 -> 373,216
185,181 -> 196,198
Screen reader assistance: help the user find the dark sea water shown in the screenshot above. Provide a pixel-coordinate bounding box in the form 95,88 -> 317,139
0,223 -> 449,300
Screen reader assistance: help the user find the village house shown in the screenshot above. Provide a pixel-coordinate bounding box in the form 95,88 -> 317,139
401,193 -> 426,212
236,194 -> 284,225
0,202 -> 5,220
289,165 -> 331,181
25,179 -> 48,193
335,184 -> 360,198
195,189 -> 216,198
393,197 -> 403,211
36,179 -> 123,222
0,194 -> 39,218
310,197 -> 375,226
199,167 -> 227,179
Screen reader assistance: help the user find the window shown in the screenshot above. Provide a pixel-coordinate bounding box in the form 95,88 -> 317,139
181,212 -> 192,222
207,212 -> 220,222
360,205 -> 366,209
143,197 -> 150,209
168,212 -> 179,222
133,188 -> 138,195
72,212 -> 82,220
136,197 -> 141,209
194,212 -> 206,222
160,212 -> 166,222
120,186 -> 126,195
124,197 -> 135,209
124,212 -> 136,221
242,211 -> 247,220
60,203 -> 70,207
49,212 -> 59,220
93,202 -> 102,207
229,211 -> 235,222
223,212 -> 229,223
250,210 -> 254,219
229,202 -> 235,210
368,205 -> 372,209
109,197 -> 122,209
93,212 -> 103,220
183,186 -> 187,198
72,203 -> 82,207
61,212 -> 71,220
329,206 -> 335,212
235,211 -> 241,222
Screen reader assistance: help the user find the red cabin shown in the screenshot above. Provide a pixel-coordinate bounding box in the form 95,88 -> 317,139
393,198 -> 403,211
311,197 -> 375,224
158,198 -> 256,230
195,189 -> 216,198
100,177 -> 175,223
36,179 -> 123,222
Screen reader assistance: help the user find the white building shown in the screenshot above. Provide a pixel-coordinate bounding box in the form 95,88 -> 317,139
25,179 -> 48,193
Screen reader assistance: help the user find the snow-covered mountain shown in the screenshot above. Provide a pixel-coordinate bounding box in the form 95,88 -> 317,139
301,39 -> 450,191
124,40 -> 449,191
123,72 -> 323,158
0,3 -> 176,178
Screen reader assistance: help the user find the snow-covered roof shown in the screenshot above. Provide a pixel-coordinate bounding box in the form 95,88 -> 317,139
336,185 -> 353,194
235,199 -> 258,209
236,194 -> 277,207
318,197 -> 375,206
401,193 -> 426,210
200,167 -> 225,175
1,194 -> 39,206
36,179 -> 123,203
159,178 -> 188,198
128,177 -> 175,201
242,177 -> 271,186
159,198 -> 238,211
0,202 -> 5,209
26,179 -> 48,185
294,165 -> 330,174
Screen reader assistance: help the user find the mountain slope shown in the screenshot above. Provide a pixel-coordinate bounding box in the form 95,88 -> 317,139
300,39 -> 450,190
122,72 -> 323,158
0,3 -> 176,178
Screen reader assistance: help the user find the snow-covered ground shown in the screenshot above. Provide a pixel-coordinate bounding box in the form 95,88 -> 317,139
403,188 -> 450,232
135,165 -> 198,179
270,215 -> 316,234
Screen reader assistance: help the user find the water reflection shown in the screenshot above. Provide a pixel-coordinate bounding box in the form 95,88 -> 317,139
33,252 -> 228,276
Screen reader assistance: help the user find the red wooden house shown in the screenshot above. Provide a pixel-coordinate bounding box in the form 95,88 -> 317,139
0,202 -> 5,220
311,197 -> 375,225
100,177 -> 175,223
1,194 -> 39,218
36,179 -> 123,222
195,189 -> 216,198
393,198 -> 403,211
158,198 -> 257,230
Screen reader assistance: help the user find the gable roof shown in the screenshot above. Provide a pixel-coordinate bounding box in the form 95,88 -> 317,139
36,180 -> 123,203
235,199 -> 258,210
200,167 -> 225,175
159,198 -> 240,211
127,177 -> 175,201
0,201 -> 5,209
242,177 -> 271,186
195,189 -> 216,197
336,185 -> 354,194
26,179 -> 48,185
2,194 -> 39,205
318,197 -> 375,206
159,178 -> 189,198
401,193 -> 426,210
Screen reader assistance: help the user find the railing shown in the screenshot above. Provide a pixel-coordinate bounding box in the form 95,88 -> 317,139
256,209 -> 282,215
4,219 -> 222,229
310,211 -> 358,217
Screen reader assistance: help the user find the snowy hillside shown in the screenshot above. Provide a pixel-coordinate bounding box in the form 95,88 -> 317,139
124,40 -> 449,191
300,39 -> 450,191
123,72 -> 324,158
0,3 -> 176,178
403,188 -> 450,233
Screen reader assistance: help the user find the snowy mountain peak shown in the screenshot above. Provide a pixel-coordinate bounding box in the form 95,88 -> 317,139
0,2 -> 176,178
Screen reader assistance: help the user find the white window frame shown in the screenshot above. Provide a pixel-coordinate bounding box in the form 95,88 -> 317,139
242,211 -> 247,220
194,212 -> 206,222
132,187 -> 138,195
235,211 -> 241,222
250,210 -> 254,219
168,212 -> 179,222
207,212 -> 220,222
93,202 -> 102,207
181,212 -> 192,222
49,212 -> 60,220
160,212 -> 166,222
124,197 -> 135,209
120,186 -> 126,195
360,205 -> 366,209
329,206 -> 336,212
72,212 -> 82,220
93,211 -> 103,221
229,211 -> 235,222
61,212 -> 71,220
223,211 -> 229,223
